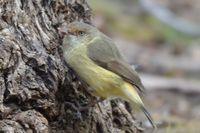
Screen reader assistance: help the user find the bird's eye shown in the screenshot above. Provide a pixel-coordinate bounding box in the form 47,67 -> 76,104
77,31 -> 85,36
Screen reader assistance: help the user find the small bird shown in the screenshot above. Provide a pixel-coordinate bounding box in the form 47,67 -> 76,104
62,21 -> 156,128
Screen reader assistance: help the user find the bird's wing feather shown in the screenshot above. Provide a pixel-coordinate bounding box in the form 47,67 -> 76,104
87,37 -> 145,93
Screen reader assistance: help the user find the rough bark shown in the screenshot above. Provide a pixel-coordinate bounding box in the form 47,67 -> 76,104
0,0 -> 142,132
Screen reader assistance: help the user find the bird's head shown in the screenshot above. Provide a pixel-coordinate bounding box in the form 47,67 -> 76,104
62,21 -> 99,54
67,21 -> 98,44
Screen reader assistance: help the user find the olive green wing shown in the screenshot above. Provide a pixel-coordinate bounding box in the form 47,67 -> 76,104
87,37 -> 145,93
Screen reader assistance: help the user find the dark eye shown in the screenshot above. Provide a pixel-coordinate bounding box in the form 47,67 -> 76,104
77,31 -> 85,36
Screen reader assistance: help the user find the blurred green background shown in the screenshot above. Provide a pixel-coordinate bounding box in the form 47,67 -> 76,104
89,0 -> 200,132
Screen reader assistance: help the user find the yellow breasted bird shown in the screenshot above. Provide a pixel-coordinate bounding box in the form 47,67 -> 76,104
62,21 -> 156,128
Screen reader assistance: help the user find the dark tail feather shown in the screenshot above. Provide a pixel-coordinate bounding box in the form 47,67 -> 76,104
141,106 -> 157,129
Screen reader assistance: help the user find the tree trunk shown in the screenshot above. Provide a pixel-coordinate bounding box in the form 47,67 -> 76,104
0,0 -> 142,132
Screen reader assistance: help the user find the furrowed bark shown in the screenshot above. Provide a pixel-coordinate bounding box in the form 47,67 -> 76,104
0,0 -> 142,132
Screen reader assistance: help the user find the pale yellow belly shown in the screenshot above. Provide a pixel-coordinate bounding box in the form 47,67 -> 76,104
68,53 -> 124,98
87,67 -> 124,98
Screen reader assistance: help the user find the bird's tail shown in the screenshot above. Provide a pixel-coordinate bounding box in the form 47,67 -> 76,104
122,82 -> 156,129
140,105 -> 157,129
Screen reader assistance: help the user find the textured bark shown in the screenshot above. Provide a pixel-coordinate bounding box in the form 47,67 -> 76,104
0,0 -> 142,132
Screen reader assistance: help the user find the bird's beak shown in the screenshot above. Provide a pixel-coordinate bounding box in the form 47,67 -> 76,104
58,26 -> 75,39
58,23 -> 77,38
62,27 -> 76,38
58,27 -> 68,35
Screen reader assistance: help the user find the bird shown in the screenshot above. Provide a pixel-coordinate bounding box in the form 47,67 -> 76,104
62,21 -> 156,128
